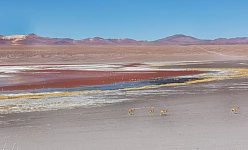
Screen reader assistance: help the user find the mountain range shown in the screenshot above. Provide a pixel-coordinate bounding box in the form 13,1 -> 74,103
1,33 -> 248,45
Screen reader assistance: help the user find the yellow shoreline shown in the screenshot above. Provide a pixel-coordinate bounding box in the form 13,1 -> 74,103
1,68 -> 248,101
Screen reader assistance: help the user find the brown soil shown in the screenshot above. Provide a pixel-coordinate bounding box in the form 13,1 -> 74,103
0,45 -> 247,65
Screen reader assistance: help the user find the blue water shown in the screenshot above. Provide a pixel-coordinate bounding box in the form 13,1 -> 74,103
0,77 -> 201,95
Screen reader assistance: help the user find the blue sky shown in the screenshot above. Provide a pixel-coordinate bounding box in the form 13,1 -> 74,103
0,0 -> 247,40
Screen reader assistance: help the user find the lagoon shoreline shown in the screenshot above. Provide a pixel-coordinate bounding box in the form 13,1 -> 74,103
1,45 -> 248,150
1,77 -> 248,150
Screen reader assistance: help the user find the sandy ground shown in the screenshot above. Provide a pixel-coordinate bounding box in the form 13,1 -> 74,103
0,45 -> 248,65
1,77 -> 248,150
1,45 -> 248,150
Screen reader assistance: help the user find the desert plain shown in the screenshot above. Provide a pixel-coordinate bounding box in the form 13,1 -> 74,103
0,45 -> 248,150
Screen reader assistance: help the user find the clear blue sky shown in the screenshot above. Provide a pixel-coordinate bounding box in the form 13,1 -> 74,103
0,0 -> 247,40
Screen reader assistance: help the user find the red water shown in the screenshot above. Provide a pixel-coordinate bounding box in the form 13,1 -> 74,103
1,69 -> 203,91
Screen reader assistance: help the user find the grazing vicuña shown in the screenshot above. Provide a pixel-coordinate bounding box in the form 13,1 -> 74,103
160,109 -> 168,116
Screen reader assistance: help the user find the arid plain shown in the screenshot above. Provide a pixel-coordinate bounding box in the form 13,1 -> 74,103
0,45 -> 248,65
1,45 -> 248,150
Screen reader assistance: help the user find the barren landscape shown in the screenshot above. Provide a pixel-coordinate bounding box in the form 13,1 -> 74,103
2,0 -> 248,149
0,45 -> 248,65
1,45 -> 248,150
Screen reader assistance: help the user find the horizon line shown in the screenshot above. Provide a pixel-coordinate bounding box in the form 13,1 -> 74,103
2,33 -> 248,41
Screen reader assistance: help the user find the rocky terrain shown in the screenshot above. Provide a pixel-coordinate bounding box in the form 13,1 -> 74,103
1,34 -> 248,45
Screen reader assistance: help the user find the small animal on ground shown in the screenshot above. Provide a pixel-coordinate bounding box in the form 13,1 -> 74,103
160,109 -> 168,116
128,108 -> 135,115
149,109 -> 154,114
231,107 -> 239,114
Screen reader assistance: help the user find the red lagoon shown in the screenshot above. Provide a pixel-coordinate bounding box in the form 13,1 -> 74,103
0,69 -> 203,91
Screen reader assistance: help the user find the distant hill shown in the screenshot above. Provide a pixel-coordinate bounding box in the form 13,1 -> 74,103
1,33 -> 248,45
152,34 -> 209,45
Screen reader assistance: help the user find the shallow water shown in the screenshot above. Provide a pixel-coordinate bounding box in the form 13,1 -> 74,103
1,61 -> 248,114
